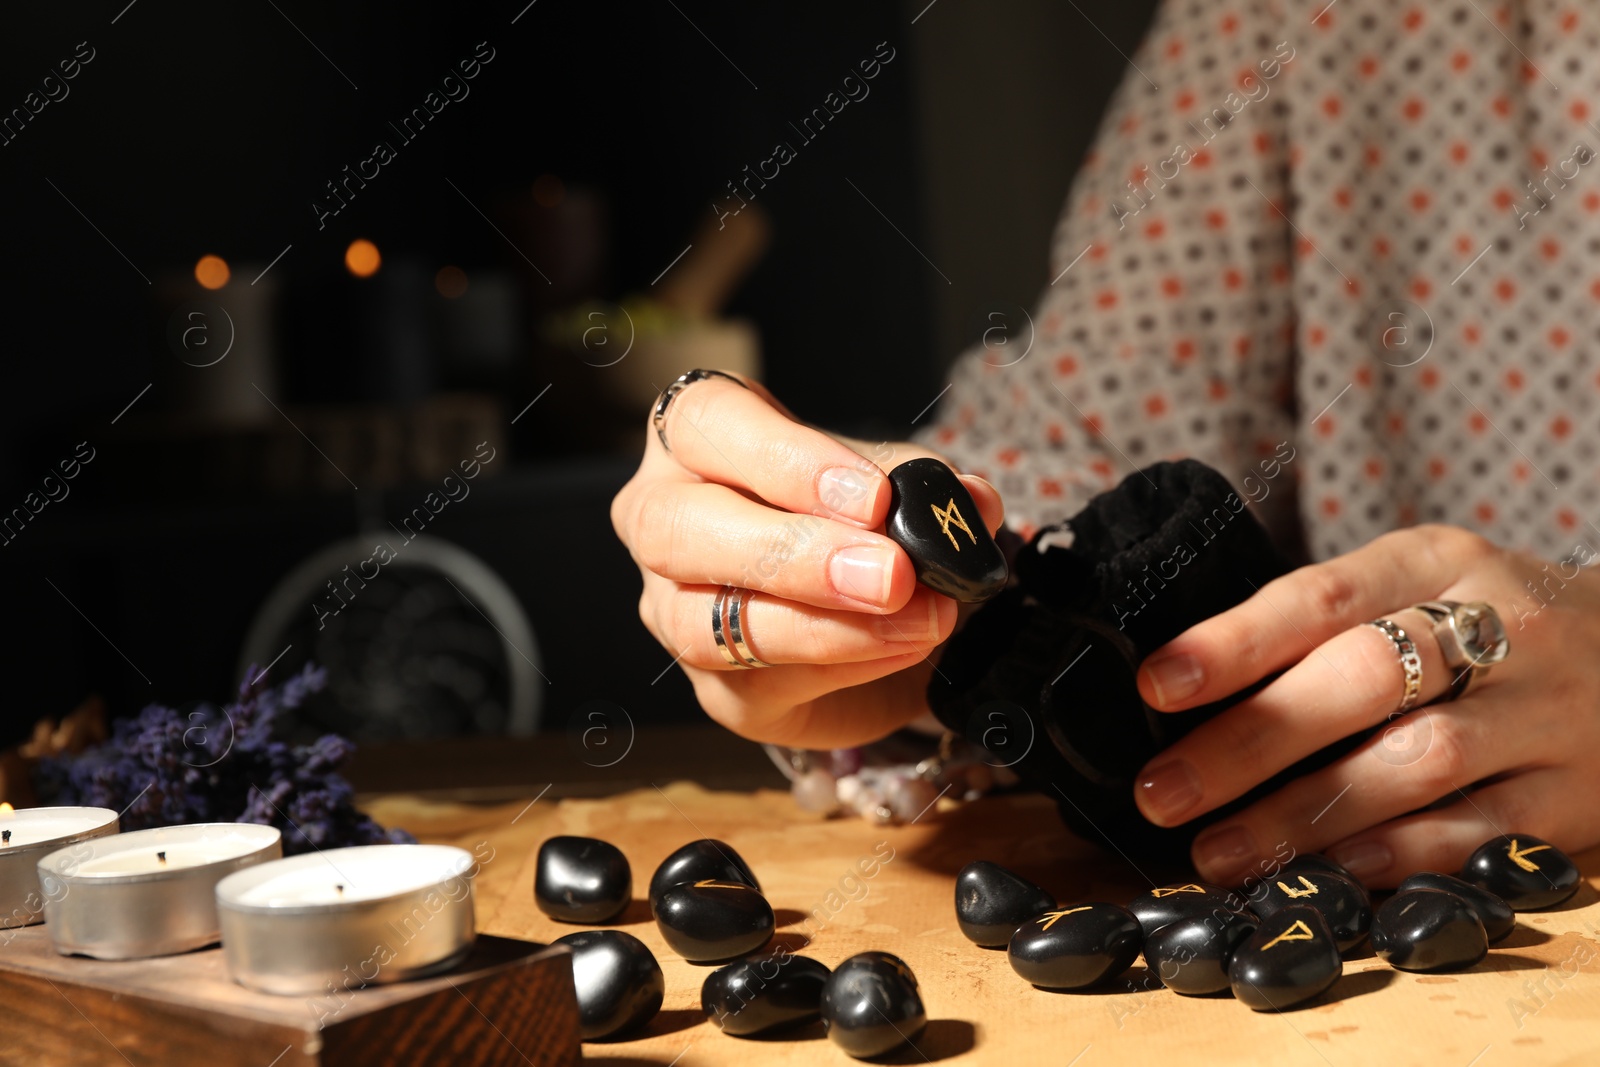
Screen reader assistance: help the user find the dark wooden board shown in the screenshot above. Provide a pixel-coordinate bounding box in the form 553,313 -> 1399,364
0,927 -> 580,1067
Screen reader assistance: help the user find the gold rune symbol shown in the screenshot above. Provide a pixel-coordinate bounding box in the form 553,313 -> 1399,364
930,499 -> 976,551
1261,919 -> 1317,951
1276,875 -> 1319,899
693,879 -> 752,890
1150,884 -> 1208,898
1036,907 -> 1093,931
1506,839 -> 1552,873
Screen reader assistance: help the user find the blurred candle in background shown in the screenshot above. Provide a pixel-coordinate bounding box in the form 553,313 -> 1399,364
155,252 -> 282,426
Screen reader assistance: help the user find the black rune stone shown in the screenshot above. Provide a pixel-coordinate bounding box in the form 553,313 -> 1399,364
1371,889 -> 1488,972
820,951 -> 928,1059
1145,910 -> 1258,996
534,836 -> 632,924
1249,871 -> 1371,955
648,839 -> 761,908
653,879 -> 775,963
553,930 -> 664,1041
885,458 -> 1008,603
1282,853 -> 1360,883
1459,834 -> 1581,911
702,953 -> 831,1037
954,860 -> 1057,947
1128,882 -> 1254,940
1228,905 -> 1342,1011
1006,903 -> 1143,989
1397,872 -> 1515,942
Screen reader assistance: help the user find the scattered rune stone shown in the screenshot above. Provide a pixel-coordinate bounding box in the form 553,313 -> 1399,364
1144,910 -> 1259,996
1128,882 -> 1255,940
1249,870 -> 1372,955
885,458 -> 1008,603
648,839 -> 762,908
1396,872 -> 1516,943
820,951 -> 928,1059
702,953 -> 832,1037
1459,834 -> 1580,911
1371,889 -> 1489,973
955,860 -> 1057,947
1228,905 -> 1342,1011
653,879 -> 775,963
553,930 -> 664,1041
534,836 -> 632,924
1006,903 -> 1143,989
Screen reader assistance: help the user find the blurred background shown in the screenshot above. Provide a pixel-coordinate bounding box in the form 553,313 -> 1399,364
0,0 -> 1157,755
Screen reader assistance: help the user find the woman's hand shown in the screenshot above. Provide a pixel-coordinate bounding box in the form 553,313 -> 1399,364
1130,524 -> 1600,888
611,372 -> 1003,748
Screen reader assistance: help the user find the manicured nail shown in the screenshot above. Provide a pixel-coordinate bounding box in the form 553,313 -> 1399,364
831,544 -> 897,607
1135,759 -> 1203,825
873,597 -> 941,643
1329,842 -> 1392,879
1144,653 -> 1205,705
1194,824 -> 1256,883
819,466 -> 881,526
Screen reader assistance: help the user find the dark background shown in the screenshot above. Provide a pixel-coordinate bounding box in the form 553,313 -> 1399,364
0,0 -> 1158,747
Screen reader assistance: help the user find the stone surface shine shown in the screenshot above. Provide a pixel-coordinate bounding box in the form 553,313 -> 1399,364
1250,870 -> 1372,954
702,953 -> 832,1036
885,458 -> 1007,603
534,836 -> 632,924
1145,910 -> 1258,996
653,879 -> 775,962
1459,834 -> 1581,911
648,839 -> 761,907
554,930 -> 664,1041
1228,905 -> 1342,1011
1006,903 -> 1143,989
1397,872 -> 1516,942
954,860 -> 1057,947
1128,882 -> 1254,939
820,951 -> 928,1059
1371,889 -> 1488,972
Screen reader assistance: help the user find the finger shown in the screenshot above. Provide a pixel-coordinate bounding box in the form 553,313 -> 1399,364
627,481 -> 916,612
1136,525 -> 1496,711
1320,767 -> 1582,889
1185,688 -> 1525,885
646,579 -> 958,670
1133,608 -> 1452,826
655,374 -> 891,528
691,651 -> 944,748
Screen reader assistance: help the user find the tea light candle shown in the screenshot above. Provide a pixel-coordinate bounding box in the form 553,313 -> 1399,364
37,823 -> 282,960
0,806 -> 119,930
215,844 -> 477,996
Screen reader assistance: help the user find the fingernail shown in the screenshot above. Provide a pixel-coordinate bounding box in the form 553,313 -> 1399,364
1135,759 -> 1203,824
1194,824 -> 1256,883
1144,653 -> 1204,705
819,466 -> 880,526
831,544 -> 897,607
873,597 -> 941,643
1329,842 -> 1392,879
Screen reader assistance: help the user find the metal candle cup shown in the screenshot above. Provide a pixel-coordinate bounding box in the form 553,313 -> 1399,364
215,844 -> 478,996
0,807 -> 120,930
37,823 -> 282,959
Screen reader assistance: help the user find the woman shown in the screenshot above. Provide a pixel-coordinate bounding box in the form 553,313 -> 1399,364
612,0 -> 1600,888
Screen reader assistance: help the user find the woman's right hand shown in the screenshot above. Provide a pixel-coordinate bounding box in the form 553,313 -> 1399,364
610,372 -> 1004,749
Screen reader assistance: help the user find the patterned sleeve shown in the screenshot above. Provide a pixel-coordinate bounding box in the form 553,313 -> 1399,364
917,0 -> 1303,550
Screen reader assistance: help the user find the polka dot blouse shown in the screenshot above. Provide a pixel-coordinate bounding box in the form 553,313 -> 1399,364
919,0 -> 1600,565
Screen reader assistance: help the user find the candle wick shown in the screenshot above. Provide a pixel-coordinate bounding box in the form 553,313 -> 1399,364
157,851 -> 167,864
1,830 -> 10,845
335,884 -> 345,896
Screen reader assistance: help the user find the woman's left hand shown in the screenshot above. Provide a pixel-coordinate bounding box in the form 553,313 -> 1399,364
1130,524 -> 1600,888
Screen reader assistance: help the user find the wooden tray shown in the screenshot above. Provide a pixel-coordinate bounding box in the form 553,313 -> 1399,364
0,927 -> 580,1067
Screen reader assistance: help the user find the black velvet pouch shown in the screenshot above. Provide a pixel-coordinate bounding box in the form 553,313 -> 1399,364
929,459 -> 1358,866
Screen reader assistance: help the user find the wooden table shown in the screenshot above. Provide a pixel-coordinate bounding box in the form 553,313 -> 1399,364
371,783 -> 1600,1067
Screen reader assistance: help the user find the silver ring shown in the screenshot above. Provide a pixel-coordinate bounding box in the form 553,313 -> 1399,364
1411,600 -> 1510,702
1367,618 -> 1424,714
653,368 -> 748,453
712,586 -> 770,668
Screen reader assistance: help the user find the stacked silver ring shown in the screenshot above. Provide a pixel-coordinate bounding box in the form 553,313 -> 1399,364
713,586 -> 771,668
1366,618 -> 1424,714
